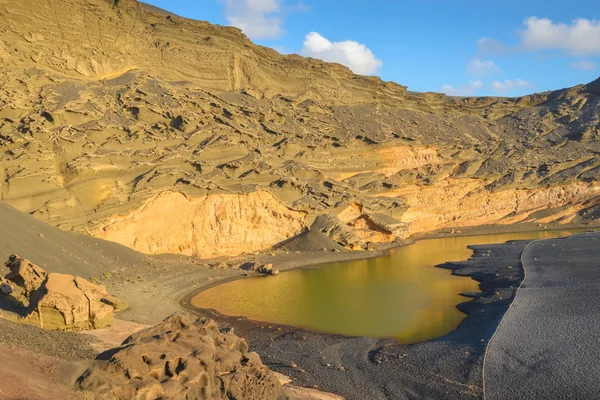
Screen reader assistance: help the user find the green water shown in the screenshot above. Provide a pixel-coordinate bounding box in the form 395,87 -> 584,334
192,230 -> 590,343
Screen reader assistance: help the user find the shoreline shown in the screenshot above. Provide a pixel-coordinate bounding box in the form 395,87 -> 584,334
179,221 -> 599,321
169,227 -> 598,399
186,238 -> 537,399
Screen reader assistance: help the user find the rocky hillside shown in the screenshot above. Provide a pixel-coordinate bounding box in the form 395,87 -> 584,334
2,0 -> 600,257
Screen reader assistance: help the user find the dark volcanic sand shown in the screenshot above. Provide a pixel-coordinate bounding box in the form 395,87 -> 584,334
186,240 -> 533,400
485,232 -> 600,399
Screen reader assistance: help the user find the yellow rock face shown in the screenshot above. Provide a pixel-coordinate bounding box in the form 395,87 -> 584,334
95,191 -> 306,258
383,179 -> 600,234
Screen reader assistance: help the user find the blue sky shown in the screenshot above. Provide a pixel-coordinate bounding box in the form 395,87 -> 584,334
143,0 -> 600,97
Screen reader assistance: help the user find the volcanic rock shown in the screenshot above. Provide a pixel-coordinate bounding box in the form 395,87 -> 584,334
240,262 -> 281,275
363,213 -> 409,237
4,254 -> 47,296
78,313 -> 286,400
311,214 -> 362,248
2,255 -> 125,330
0,277 -> 13,295
27,273 -> 116,330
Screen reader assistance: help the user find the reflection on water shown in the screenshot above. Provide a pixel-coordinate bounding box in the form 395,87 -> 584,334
191,230 -> 590,343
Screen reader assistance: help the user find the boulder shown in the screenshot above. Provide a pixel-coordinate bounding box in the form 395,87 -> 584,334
4,254 -> 47,295
78,314 -> 286,400
240,262 -> 280,276
28,273 -> 116,330
2,255 -> 126,330
258,263 -> 280,275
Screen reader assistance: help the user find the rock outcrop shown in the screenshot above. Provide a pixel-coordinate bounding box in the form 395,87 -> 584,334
5,254 -> 47,296
94,191 -> 306,258
311,212 -> 410,249
311,214 -> 363,249
78,314 -> 285,400
27,274 -> 116,330
2,255 -> 126,330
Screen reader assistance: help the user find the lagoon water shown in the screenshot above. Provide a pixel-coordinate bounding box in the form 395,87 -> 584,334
192,230 -> 588,343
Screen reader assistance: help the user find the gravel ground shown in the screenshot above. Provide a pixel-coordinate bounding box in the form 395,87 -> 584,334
0,317 -> 97,361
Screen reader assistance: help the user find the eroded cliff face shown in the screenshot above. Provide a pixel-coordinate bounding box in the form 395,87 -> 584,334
2,0 -> 600,257
387,179 -> 600,234
95,191 -> 306,258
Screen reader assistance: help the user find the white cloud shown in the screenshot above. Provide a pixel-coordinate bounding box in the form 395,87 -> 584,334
477,37 -> 512,55
467,58 -> 500,76
441,80 -> 483,96
521,17 -> 600,55
570,60 -> 597,71
492,79 -> 534,93
221,0 -> 284,39
301,32 -> 382,75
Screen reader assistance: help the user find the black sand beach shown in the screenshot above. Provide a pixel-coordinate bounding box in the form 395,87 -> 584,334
485,232 -> 600,399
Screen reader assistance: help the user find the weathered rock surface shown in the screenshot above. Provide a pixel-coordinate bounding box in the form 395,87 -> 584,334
78,313 -> 285,400
0,276 -> 12,295
1,0 -> 600,257
363,213 -> 408,237
4,254 -> 47,296
27,274 -> 115,330
94,191 -> 306,258
2,255 -> 125,330
311,215 -> 363,249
